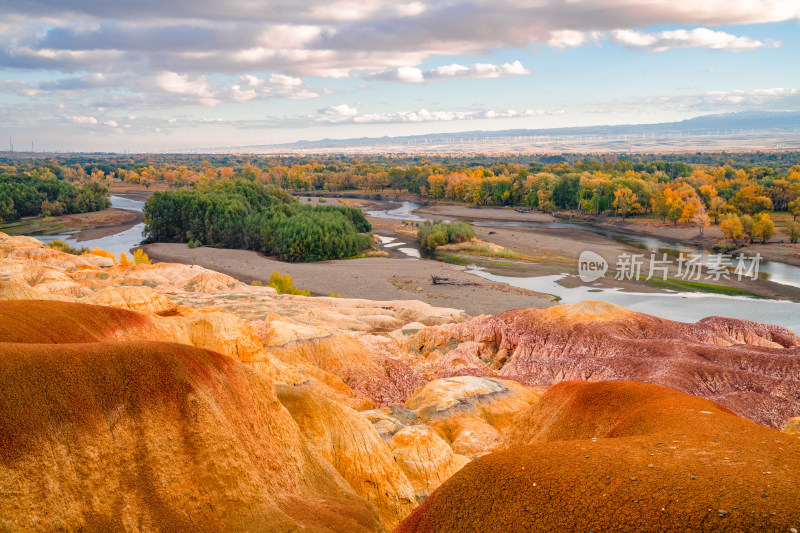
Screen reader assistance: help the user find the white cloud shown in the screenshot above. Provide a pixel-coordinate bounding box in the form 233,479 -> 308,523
611,28 -> 777,52
429,60 -> 530,79
547,30 -> 590,49
370,60 -> 530,83
312,105 -> 566,125
352,109 -> 474,123
600,87 -> 800,115
156,72 -> 214,97
268,73 -> 303,87
104,119 -> 118,127
67,115 -> 98,125
321,104 -> 359,116
0,80 -> 38,96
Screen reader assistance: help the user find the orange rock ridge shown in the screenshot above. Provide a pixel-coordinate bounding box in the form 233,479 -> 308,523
396,381 -> 800,532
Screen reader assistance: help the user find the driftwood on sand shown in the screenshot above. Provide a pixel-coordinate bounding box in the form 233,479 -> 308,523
431,275 -> 479,286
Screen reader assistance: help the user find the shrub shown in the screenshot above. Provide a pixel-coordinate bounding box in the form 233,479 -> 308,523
118,252 -> 134,266
83,247 -> 115,260
46,239 -> 86,255
268,272 -> 311,296
133,249 -> 152,265
417,221 -> 475,251
268,272 -> 310,296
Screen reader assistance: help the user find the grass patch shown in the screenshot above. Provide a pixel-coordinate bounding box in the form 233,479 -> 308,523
442,242 -> 521,259
643,277 -> 757,297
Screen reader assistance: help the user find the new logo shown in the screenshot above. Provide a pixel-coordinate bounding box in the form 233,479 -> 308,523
578,251 -> 608,282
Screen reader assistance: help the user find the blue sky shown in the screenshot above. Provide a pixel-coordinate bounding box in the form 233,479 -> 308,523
1,1 -> 799,151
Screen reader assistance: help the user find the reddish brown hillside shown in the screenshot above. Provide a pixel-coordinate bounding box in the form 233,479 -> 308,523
0,299 -> 159,343
0,340 -> 382,532
505,380 -> 744,445
409,301 -> 800,428
395,381 -> 800,533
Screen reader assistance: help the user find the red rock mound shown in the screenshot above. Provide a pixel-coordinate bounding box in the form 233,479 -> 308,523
0,299 -> 159,343
505,380 -> 742,445
395,381 -> 800,533
409,301 -> 800,428
0,309 -> 382,531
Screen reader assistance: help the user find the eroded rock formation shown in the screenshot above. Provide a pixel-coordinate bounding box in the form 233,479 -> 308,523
396,381 -> 800,532
0,340 -> 382,532
276,384 -> 416,530
406,301 -> 800,429
4,231 -> 800,531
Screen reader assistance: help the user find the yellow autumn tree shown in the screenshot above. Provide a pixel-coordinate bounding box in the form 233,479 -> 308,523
612,187 -> 639,220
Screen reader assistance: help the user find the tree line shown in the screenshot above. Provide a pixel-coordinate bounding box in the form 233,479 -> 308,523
142,180 -> 373,262
0,172 -> 110,221
5,153 -> 800,231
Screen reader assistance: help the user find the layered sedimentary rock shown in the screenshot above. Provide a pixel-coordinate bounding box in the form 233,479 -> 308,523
0,340 -> 382,532
396,381 -> 800,532
276,385 -> 416,530
406,301 -> 800,429
404,376 -> 541,456
389,427 -> 470,502
0,299 -> 296,376
271,335 -> 425,407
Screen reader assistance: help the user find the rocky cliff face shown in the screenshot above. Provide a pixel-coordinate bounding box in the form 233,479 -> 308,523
396,381 -> 800,533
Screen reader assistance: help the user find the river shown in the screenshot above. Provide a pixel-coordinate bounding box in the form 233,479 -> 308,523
35,195 -> 146,256
368,201 -> 800,333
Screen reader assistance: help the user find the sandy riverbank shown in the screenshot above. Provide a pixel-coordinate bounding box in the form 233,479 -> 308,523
73,209 -> 142,242
0,208 -> 140,239
141,243 -> 557,316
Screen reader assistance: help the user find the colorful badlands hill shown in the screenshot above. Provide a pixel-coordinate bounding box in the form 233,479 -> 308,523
406,301 -> 800,429
0,338 -> 382,531
396,381 -> 800,533
1,231 -> 799,531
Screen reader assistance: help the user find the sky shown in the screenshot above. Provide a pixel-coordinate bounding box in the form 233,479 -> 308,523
1,0 -> 799,152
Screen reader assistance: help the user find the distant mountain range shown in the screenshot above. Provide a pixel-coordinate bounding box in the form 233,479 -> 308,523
223,111 -> 800,154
